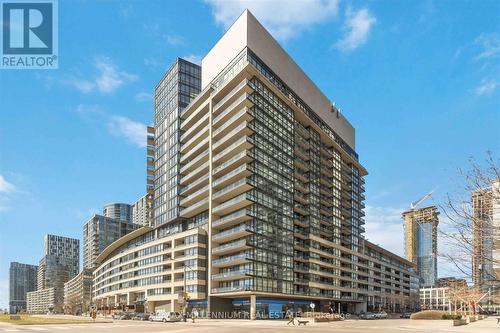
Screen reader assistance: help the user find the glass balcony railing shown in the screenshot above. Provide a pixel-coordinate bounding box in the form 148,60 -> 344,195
211,269 -> 251,280
212,209 -> 248,228
212,252 -> 254,265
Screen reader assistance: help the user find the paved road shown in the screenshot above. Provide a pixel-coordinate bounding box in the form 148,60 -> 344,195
0,317 -> 496,333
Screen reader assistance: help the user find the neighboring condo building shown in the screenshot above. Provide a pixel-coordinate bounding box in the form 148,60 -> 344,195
472,181 -> 500,286
419,286 -> 450,311
64,268 -> 93,315
9,262 -> 38,313
92,10 -> 418,317
103,203 -> 133,223
26,288 -> 55,314
403,206 -> 439,287
132,194 -> 150,226
83,214 -> 140,269
472,181 -> 500,308
27,235 -> 80,314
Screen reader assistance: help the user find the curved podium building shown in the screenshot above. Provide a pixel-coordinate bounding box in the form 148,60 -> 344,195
93,10 -> 418,317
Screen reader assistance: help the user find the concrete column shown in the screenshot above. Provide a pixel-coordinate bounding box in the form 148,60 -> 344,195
148,301 -> 155,313
114,295 -> 119,307
171,300 -> 176,312
250,295 -> 256,320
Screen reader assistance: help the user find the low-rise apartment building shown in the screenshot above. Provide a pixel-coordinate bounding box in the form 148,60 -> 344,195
64,269 -> 93,315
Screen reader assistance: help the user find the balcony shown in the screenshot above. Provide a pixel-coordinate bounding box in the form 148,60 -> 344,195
212,239 -> 250,255
295,180 -> 309,193
181,101 -> 209,130
212,151 -> 253,178
294,204 -> 309,216
294,170 -> 308,183
179,174 -> 209,196
294,191 -> 307,204
212,224 -> 254,243
212,79 -> 253,116
179,137 -> 208,164
179,160 -> 209,185
212,136 -> 253,165
212,164 -> 252,190
295,146 -> 309,161
180,113 -> 209,143
212,178 -> 253,203
211,269 -> 251,281
211,285 -> 251,294
179,198 -> 209,218
213,94 -> 253,127
211,253 -> 254,268
294,158 -> 309,171
295,123 -> 310,138
212,193 -> 253,216
213,107 -> 254,141
212,209 -> 252,229
180,126 -> 208,154
212,122 -> 253,153
179,184 -> 209,207
180,151 -> 209,174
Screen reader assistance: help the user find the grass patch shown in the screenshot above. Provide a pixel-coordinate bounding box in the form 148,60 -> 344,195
410,310 -> 448,320
0,314 -> 109,325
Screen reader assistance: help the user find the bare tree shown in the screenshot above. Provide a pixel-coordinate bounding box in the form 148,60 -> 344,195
438,151 -> 500,284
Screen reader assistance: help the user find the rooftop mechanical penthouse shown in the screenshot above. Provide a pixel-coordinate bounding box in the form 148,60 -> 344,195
92,10 -> 419,317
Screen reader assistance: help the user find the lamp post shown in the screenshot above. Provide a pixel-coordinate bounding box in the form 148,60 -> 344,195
171,256 -> 196,322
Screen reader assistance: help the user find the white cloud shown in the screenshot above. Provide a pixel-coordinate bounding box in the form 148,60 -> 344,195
475,33 -> 500,60
0,176 -> 15,193
95,57 -> 138,94
335,7 -> 376,52
474,78 -> 497,96
164,34 -> 185,46
182,54 -> 202,65
108,116 -> 147,148
363,205 -> 405,256
144,57 -> 161,67
205,0 -> 339,40
135,92 -> 153,102
65,57 -> 138,94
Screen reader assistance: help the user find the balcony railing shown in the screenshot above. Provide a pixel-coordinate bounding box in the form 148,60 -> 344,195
211,269 -> 251,280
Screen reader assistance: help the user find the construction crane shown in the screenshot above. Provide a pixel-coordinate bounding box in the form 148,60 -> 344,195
410,189 -> 435,210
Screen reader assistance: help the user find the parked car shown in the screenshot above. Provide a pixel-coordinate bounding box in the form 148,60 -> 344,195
400,312 -> 411,319
149,311 -> 182,322
112,312 -> 126,320
359,312 -> 376,319
374,311 -> 388,319
119,312 -> 132,320
133,313 -> 150,321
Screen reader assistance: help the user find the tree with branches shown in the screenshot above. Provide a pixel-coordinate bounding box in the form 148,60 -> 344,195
439,152 -> 500,310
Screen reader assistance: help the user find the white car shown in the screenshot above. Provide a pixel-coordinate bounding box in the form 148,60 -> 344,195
149,311 -> 182,322
374,311 -> 388,319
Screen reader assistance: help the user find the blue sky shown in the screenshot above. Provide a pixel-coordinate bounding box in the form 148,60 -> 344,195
0,0 -> 499,309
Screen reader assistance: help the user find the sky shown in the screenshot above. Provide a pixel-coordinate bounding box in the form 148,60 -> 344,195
0,0 -> 499,309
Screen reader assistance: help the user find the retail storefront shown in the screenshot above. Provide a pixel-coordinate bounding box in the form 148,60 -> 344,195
231,298 -> 315,319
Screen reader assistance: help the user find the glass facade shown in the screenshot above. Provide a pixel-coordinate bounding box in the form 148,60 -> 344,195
416,222 -> 437,287
9,262 -> 38,313
154,59 -> 201,227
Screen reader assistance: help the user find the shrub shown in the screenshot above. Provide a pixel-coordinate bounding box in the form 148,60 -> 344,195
442,314 -> 462,320
410,310 -> 448,320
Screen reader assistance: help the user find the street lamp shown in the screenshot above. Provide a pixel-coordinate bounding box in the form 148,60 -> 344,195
171,256 -> 197,322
